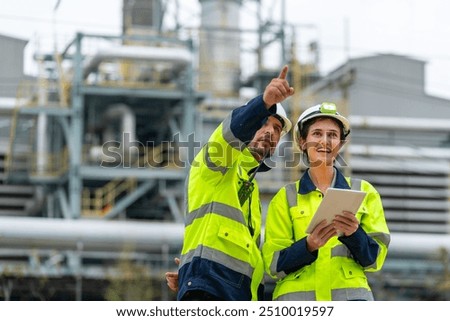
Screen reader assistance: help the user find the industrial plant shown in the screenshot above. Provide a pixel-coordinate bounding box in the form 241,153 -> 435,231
0,0 -> 449,300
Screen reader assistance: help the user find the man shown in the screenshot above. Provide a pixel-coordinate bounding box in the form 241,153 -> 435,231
172,65 -> 294,301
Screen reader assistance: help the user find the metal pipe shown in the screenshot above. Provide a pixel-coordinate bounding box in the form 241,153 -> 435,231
83,45 -> 192,79
350,144 -> 450,159
36,112 -> 48,174
96,103 -> 137,164
104,103 -> 136,144
388,232 -> 450,259
0,217 -> 184,252
2,217 -> 448,260
350,115 -> 450,131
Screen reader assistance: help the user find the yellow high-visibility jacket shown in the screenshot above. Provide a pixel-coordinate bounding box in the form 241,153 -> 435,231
262,168 -> 390,301
177,95 -> 273,301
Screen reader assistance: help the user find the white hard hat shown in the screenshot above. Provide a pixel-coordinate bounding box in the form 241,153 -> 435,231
293,102 -> 350,148
271,103 -> 292,137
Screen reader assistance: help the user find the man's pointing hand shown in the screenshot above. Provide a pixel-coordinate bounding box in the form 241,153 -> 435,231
263,65 -> 295,108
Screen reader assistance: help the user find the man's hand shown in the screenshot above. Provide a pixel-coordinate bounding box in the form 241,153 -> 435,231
263,65 -> 295,108
165,257 -> 180,293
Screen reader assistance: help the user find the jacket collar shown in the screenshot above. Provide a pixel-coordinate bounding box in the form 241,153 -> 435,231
298,166 -> 350,194
248,160 -> 271,175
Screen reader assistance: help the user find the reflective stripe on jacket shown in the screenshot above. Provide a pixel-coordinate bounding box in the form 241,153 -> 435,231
178,96 -> 271,301
262,169 -> 390,301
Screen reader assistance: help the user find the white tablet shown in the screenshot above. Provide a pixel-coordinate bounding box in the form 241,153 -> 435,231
305,188 -> 367,234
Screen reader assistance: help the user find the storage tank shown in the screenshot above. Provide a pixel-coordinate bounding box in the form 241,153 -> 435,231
198,0 -> 242,97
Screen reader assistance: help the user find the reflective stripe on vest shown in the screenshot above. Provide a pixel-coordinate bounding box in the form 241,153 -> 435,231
179,244 -> 253,279
222,114 -> 247,151
185,201 -> 246,227
285,182 -> 297,208
276,288 -> 374,301
269,249 -> 287,279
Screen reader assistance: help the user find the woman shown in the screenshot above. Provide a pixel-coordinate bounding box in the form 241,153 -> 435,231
262,102 -> 390,301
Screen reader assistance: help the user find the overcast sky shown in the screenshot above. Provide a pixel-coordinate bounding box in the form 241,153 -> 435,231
1,0 -> 450,99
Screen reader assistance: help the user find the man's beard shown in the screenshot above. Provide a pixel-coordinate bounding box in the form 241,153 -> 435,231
248,144 -> 272,161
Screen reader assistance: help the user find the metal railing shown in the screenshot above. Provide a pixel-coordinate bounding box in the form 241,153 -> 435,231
82,178 -> 138,217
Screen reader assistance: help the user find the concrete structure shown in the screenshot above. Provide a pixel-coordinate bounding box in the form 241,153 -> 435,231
0,34 -> 28,98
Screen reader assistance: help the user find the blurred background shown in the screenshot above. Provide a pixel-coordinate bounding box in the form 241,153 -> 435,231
0,0 -> 449,300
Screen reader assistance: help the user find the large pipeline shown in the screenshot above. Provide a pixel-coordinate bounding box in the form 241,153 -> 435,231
83,45 -> 192,79
0,217 -> 450,258
0,217 -> 184,252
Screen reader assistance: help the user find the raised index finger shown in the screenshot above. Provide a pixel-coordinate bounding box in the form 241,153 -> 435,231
278,65 -> 289,79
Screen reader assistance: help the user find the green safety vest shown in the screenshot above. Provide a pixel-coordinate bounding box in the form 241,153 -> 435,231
263,177 -> 390,301
180,117 -> 265,300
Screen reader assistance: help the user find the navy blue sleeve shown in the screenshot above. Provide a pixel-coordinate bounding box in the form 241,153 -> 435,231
277,237 -> 318,274
230,94 -> 275,143
338,226 -> 379,267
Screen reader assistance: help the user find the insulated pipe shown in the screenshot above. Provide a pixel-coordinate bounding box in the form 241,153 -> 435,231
387,232 -> 450,259
36,56 -> 49,175
350,115 -> 450,131
350,144 -> 450,159
0,217 -> 184,252
104,103 -> 136,144
1,217 -> 449,259
36,112 -> 48,174
83,46 -> 192,79
100,103 -> 137,163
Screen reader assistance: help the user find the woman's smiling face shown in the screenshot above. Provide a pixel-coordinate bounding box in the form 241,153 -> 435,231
300,117 -> 344,167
